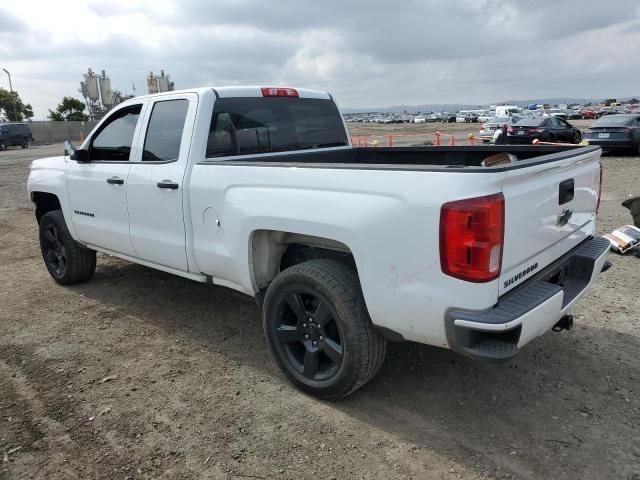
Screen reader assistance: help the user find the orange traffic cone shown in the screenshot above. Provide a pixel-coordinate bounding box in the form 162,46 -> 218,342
450,134 -> 455,145
435,132 -> 441,145
468,133 -> 475,145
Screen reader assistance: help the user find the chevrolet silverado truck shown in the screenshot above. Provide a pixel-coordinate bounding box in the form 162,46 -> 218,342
27,86 -> 609,398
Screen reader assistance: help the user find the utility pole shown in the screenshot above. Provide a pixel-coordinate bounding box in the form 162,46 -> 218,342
2,68 -> 18,120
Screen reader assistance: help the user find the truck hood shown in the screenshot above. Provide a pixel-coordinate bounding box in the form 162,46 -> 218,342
30,155 -> 68,172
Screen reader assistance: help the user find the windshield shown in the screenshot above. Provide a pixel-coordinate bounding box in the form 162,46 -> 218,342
206,97 -> 348,157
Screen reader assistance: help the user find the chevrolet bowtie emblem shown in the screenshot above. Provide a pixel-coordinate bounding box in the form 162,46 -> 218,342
557,208 -> 573,227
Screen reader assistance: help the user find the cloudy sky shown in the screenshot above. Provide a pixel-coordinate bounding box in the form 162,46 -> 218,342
1,0 -> 639,117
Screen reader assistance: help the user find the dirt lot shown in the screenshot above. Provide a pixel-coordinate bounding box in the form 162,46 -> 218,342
1,128 -> 639,480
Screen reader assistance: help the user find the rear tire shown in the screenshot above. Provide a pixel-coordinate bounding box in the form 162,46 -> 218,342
39,210 -> 96,285
262,259 -> 386,399
574,131 -> 582,144
21,139 -> 29,149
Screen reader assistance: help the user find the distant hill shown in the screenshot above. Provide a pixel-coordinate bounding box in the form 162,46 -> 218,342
343,96 -> 640,114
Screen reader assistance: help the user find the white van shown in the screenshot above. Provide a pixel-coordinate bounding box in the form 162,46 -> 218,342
495,105 -> 521,117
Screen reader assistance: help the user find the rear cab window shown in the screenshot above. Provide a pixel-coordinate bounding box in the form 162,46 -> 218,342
206,97 -> 348,158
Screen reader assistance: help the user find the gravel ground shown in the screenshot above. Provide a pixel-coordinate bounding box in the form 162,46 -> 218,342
1,131 -> 639,480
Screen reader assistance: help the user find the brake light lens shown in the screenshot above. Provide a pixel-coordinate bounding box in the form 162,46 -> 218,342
440,193 -> 505,282
528,128 -> 545,133
507,127 -> 514,134
261,87 -> 299,97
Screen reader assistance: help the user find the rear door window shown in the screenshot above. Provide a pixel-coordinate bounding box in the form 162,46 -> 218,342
206,97 -> 348,158
142,99 -> 189,162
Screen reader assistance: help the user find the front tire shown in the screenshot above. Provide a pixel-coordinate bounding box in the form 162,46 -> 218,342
262,259 -> 386,399
39,210 -> 96,285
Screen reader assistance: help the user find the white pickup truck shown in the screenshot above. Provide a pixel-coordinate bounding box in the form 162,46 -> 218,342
27,86 -> 609,398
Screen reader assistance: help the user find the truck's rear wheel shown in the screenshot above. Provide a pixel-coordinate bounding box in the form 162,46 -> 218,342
39,210 -> 96,285
262,259 -> 386,399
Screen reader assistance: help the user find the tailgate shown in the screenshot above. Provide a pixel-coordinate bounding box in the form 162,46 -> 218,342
499,147 -> 602,296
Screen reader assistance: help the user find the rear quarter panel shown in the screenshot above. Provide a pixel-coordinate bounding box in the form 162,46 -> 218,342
188,162 -> 506,346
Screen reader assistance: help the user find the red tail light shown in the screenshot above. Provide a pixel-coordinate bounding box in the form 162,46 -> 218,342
507,127 -> 514,135
528,128 -> 545,133
261,87 -> 299,97
440,193 -> 505,283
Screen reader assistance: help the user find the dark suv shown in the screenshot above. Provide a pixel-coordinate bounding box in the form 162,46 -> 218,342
0,123 -> 33,150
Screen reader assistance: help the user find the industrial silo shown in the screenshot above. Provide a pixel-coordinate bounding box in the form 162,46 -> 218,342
157,70 -> 170,92
147,72 -> 159,94
99,70 -> 113,107
83,69 -> 100,103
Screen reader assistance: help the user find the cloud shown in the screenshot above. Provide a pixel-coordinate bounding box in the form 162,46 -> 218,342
0,0 -> 638,116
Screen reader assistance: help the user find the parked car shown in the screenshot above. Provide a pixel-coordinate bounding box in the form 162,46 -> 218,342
27,86 -> 608,398
507,116 -> 582,144
580,109 -> 597,120
441,112 -> 456,123
495,105 -> 520,117
413,116 -> 426,124
425,113 -> 441,122
479,116 -> 521,143
583,114 -> 640,153
546,109 -> 568,120
596,109 -> 623,119
456,113 -> 478,123
566,111 -> 582,120
0,122 -> 33,150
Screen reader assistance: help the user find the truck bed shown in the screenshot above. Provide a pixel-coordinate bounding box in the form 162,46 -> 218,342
200,145 -> 600,171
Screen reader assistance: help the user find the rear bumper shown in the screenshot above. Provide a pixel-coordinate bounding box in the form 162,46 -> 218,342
445,236 -> 610,360
584,138 -> 636,150
506,135 -> 539,144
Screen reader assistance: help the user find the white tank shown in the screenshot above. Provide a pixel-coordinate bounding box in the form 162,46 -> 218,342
84,72 -> 99,102
147,71 -> 158,94
157,75 -> 169,92
99,76 -> 113,106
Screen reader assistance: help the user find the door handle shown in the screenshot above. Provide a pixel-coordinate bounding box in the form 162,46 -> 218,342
157,180 -> 179,190
107,176 -> 124,185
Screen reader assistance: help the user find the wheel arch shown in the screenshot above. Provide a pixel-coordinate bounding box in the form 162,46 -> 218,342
249,229 -> 358,293
31,191 -> 62,224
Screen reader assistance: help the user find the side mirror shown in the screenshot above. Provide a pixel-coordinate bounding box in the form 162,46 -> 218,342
64,140 -> 76,157
72,148 -> 90,163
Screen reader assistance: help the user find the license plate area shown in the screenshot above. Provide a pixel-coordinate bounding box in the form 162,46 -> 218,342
598,133 -> 610,138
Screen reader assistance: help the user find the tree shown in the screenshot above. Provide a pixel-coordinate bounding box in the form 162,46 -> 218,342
0,87 -> 33,121
49,97 -> 88,121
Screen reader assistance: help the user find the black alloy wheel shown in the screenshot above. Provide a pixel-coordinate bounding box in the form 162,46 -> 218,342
38,210 -> 96,285
42,222 -> 67,278
574,130 -> 582,144
263,259 -> 387,399
273,286 -> 344,381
